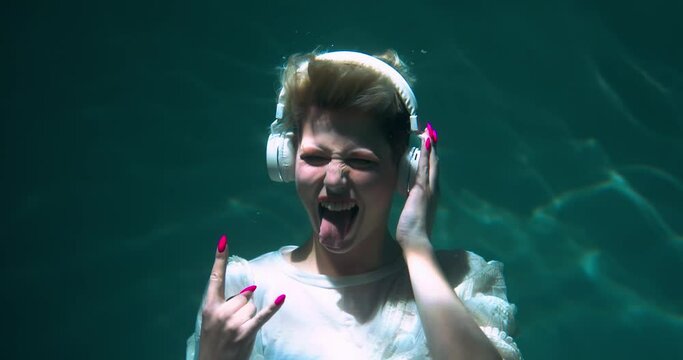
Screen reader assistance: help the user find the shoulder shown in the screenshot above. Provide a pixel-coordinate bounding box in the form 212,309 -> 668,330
436,250 -> 521,359
225,248 -> 291,289
222,255 -> 251,296
434,249 -> 470,285
435,250 -> 507,298
222,249 -> 283,295
245,247 -> 289,274
435,249 -> 515,327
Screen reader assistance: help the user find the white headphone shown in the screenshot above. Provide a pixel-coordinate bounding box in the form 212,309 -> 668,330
266,51 -> 421,195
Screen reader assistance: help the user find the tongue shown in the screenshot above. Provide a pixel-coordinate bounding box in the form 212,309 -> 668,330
319,208 -> 354,248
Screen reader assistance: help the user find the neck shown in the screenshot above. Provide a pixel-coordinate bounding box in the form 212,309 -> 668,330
290,230 -> 401,277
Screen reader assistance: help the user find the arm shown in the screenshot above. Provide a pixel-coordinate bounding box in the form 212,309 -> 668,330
190,235 -> 286,360
403,243 -> 501,360
396,126 -> 501,360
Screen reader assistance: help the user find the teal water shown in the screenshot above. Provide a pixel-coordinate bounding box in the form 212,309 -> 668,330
4,0 -> 682,359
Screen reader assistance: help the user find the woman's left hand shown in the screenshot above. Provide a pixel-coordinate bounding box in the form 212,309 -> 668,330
396,123 -> 439,251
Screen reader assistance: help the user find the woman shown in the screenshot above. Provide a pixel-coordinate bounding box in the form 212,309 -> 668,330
187,50 -> 521,360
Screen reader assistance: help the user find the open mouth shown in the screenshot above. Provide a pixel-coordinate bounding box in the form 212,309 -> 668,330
317,200 -> 359,247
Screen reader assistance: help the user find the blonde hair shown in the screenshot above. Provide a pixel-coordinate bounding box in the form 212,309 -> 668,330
278,49 -> 415,163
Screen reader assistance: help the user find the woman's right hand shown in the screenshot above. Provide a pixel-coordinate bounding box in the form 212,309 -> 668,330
198,235 -> 285,360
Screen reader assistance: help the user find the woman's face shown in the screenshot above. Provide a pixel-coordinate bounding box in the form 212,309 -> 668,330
295,107 -> 398,254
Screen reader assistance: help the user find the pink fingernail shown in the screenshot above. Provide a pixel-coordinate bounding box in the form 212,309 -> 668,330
217,235 -> 227,253
426,122 -> 438,144
425,137 -> 432,152
240,285 -> 257,294
274,294 -> 286,305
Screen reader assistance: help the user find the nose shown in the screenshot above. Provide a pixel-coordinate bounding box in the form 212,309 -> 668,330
323,160 -> 348,192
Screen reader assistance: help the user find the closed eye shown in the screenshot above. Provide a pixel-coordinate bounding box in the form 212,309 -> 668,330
300,154 -> 329,166
346,158 -> 376,169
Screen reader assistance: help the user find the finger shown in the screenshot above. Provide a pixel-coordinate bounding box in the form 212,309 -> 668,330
426,122 -> 438,146
206,234 -> 229,304
222,285 -> 257,312
240,294 -> 286,336
425,122 -> 439,193
429,140 -> 439,193
414,132 -> 431,189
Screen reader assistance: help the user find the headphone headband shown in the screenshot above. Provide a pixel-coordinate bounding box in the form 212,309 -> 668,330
274,51 -> 419,132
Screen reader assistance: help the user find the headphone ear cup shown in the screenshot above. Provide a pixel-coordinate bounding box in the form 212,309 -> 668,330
266,131 -> 296,182
278,132 -> 296,182
396,146 -> 420,195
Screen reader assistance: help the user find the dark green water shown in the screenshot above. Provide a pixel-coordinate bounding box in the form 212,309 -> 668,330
4,1 -> 682,359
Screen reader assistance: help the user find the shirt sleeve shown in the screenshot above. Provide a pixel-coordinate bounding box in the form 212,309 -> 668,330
440,250 -> 523,360
185,255 -> 255,360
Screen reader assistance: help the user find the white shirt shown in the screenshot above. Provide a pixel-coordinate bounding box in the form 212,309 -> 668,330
187,246 -> 521,359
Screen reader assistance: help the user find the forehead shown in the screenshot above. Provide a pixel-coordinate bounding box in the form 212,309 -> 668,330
301,107 -> 386,145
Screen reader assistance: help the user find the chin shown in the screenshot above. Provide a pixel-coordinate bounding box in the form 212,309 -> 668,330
317,236 -> 357,254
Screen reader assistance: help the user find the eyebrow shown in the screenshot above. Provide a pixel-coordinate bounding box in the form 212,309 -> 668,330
347,149 -> 380,160
298,144 -> 326,153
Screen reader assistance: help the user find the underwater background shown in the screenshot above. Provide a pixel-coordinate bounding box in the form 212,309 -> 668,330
4,0 -> 682,358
